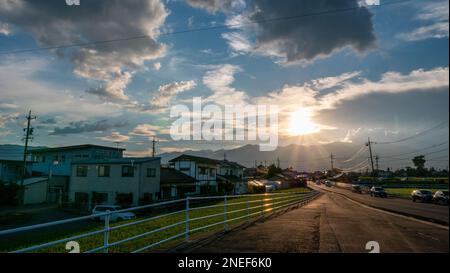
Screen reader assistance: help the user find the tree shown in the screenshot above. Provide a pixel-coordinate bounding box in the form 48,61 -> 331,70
267,164 -> 282,177
412,155 -> 426,170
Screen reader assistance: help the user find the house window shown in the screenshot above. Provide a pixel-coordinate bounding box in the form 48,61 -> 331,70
210,169 -> 216,178
147,168 -> 156,178
76,166 -> 88,177
98,165 -> 110,177
122,165 -> 134,177
60,155 -> 66,163
199,167 -> 207,175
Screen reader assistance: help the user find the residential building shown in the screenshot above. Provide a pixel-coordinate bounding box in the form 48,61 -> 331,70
0,159 -> 32,183
69,157 -> 160,209
216,159 -> 247,194
160,167 -> 197,199
169,154 -> 219,194
29,144 -> 125,203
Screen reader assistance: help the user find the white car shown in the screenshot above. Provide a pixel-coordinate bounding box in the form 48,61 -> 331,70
92,205 -> 136,222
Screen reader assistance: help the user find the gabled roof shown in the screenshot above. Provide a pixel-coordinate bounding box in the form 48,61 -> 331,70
169,154 -> 246,169
169,154 -> 219,165
71,157 -> 160,165
161,167 -> 196,185
29,144 -> 125,154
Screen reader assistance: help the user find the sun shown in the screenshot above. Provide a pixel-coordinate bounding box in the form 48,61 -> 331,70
289,108 -> 320,136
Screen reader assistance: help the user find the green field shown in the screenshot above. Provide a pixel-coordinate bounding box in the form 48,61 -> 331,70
0,187 -> 311,253
386,188 -> 448,199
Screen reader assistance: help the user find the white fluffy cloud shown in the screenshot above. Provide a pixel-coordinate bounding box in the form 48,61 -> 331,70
151,80 -> 197,108
398,1 -> 449,41
0,0 -> 169,103
186,0 -> 245,14
203,64 -> 248,105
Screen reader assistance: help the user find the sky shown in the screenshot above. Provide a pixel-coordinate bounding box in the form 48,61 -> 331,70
0,0 -> 448,168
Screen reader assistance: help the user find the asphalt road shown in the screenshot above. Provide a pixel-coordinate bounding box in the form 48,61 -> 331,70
179,191 -> 449,253
310,183 -> 449,225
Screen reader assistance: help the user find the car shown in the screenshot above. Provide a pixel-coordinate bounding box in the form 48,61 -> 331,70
352,185 -> 362,193
432,190 -> 449,205
325,180 -> 333,187
92,205 -> 136,222
411,190 -> 433,203
370,187 -> 387,198
315,180 -> 321,185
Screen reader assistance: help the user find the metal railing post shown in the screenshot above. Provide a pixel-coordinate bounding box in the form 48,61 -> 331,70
185,197 -> 190,242
104,211 -> 110,253
224,195 -> 228,231
246,195 -> 250,219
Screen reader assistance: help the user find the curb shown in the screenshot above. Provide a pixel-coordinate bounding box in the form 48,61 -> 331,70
318,186 -> 449,227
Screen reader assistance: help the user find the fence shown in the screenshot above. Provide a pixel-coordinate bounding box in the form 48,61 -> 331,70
0,191 -> 320,253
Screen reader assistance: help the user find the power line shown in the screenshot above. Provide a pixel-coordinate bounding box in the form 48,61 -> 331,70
373,121 -> 448,145
381,141 -> 449,159
0,0 -> 411,55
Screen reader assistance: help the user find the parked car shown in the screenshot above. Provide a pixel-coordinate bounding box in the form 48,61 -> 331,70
325,180 -> 333,187
92,205 -> 136,221
352,185 -> 362,193
411,190 -> 433,203
370,187 -> 387,198
432,190 -> 449,205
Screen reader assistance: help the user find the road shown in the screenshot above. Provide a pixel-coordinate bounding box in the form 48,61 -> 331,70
310,183 -> 449,225
178,190 -> 449,253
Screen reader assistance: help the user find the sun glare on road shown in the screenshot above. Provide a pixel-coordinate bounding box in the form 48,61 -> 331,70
289,108 -> 320,136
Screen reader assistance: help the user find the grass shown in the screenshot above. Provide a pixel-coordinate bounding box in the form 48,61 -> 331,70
386,188 -> 448,199
0,187 -> 311,253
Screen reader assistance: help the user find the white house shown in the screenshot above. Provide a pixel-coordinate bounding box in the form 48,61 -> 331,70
169,154 -> 247,195
169,155 -> 219,195
69,157 -> 160,209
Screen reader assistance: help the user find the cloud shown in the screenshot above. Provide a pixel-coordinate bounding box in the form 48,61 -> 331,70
153,62 -> 162,71
98,132 -> 130,143
186,0 -> 245,14
0,22 -> 11,36
257,66 -> 449,135
398,1 -> 449,41
0,57 -> 121,120
50,120 -> 128,135
130,124 -> 162,137
203,64 -> 248,105
0,102 -> 18,110
0,112 -> 19,128
0,0 -> 169,102
151,80 -> 197,108
222,0 -> 376,65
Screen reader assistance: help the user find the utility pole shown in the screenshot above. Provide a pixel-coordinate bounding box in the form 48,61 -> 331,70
277,157 -> 280,169
330,153 -> 334,171
20,110 -> 37,205
366,137 -> 375,178
152,137 -> 157,158
375,155 -> 380,176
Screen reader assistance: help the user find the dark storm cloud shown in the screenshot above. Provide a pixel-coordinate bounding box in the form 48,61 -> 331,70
248,0 -> 377,64
0,0 -> 168,101
50,120 -> 128,135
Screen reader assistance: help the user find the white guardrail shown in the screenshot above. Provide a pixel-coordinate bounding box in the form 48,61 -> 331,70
0,191 -> 320,253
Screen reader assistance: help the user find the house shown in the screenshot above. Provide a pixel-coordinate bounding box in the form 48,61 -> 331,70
216,159 -> 247,194
169,154 -> 219,195
160,167 -> 197,199
29,144 -> 125,203
0,159 -> 32,183
69,157 -> 160,210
